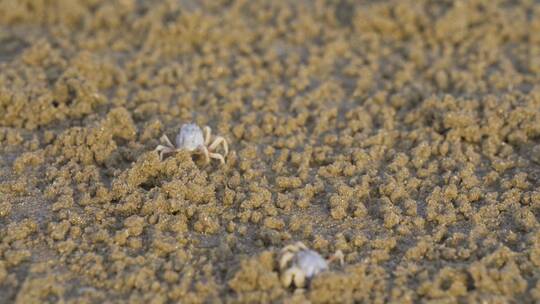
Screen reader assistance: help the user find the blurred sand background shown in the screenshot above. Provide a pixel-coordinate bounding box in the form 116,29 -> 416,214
1,0 -> 540,303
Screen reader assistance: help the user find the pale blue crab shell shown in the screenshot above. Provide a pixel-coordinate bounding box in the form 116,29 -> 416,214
295,250 -> 329,279
175,123 -> 205,151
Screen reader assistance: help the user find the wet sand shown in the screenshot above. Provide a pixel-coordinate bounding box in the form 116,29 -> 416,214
1,0 -> 540,303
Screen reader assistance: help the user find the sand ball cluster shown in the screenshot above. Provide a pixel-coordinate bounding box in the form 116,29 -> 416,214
1,0 -> 540,303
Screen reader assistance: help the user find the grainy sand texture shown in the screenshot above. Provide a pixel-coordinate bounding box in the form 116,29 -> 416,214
1,0 -> 540,303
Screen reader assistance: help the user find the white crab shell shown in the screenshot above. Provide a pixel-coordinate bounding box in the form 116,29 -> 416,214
294,250 -> 329,279
175,123 -> 204,151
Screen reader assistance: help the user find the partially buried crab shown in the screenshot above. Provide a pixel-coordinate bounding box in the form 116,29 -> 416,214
279,242 -> 344,289
155,123 -> 228,164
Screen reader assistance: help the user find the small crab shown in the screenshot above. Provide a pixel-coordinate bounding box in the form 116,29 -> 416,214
279,242 -> 344,289
155,123 -> 228,164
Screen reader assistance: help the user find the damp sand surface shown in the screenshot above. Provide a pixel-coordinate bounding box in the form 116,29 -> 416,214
1,1 -> 540,303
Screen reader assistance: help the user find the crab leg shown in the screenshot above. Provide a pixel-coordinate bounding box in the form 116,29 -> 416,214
327,250 -> 344,266
155,145 -> 174,161
208,136 -> 229,156
160,134 -> 175,148
208,152 -> 225,165
281,267 -> 306,288
203,126 -> 212,145
279,251 -> 296,270
199,146 -> 210,164
281,242 -> 308,253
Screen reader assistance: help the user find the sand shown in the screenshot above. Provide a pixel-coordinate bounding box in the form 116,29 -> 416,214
1,0 -> 540,303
